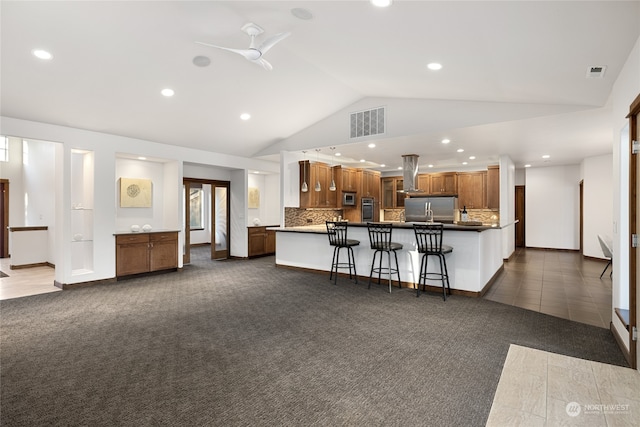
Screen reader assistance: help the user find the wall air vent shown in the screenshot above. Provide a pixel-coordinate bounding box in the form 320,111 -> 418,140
350,107 -> 385,139
586,65 -> 607,78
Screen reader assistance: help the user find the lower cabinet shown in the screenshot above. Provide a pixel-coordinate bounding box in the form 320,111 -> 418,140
115,231 -> 178,277
248,226 -> 276,257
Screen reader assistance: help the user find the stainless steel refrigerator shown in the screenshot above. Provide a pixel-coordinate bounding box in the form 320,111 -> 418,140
404,196 -> 458,223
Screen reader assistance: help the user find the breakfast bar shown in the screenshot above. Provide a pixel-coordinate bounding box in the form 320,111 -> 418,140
271,222 -> 505,296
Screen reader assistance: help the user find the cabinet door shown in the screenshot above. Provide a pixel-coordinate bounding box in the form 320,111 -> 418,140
299,160 -> 312,208
341,168 -> 357,192
150,232 -> 178,271
248,228 -> 266,257
382,178 -> 395,208
116,242 -> 149,276
457,172 -> 486,209
430,173 -> 457,195
417,174 -> 430,193
395,179 -> 405,207
487,165 -> 500,209
265,230 -> 276,254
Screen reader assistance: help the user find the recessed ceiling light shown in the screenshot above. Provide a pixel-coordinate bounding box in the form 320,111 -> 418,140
370,0 -> 392,7
253,171 -> 260,174
240,113 -> 251,120
457,148 -> 464,153
32,49 -> 52,60
335,152 -> 341,157
428,164 -> 434,168
380,164 -> 386,167
441,139 -> 450,144
524,164 -> 532,168
192,55 -> 211,67
368,143 -> 376,148
360,159 -> 366,163
542,154 -> 550,159
397,166 -> 403,170
462,162 -> 468,165
469,156 -> 476,160
427,63 -> 442,71
291,7 -> 313,20
161,88 -> 174,97
138,157 -> 147,160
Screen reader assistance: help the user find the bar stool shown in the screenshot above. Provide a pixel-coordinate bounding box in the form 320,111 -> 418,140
413,223 -> 452,300
367,223 -> 403,293
326,221 -> 360,285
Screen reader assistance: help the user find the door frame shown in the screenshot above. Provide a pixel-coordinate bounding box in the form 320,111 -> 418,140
183,178 -> 231,263
515,185 -> 525,247
628,93 -> 640,369
0,179 -> 8,258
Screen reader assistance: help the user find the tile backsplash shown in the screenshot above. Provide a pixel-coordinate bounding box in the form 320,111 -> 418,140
285,207 -> 344,227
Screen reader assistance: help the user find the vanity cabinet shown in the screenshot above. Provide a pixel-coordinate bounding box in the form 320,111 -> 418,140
115,231 -> 178,277
457,171 -> 486,209
248,226 -> 276,257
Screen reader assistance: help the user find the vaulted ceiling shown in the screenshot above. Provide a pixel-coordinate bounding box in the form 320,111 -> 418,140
2,1 -> 639,171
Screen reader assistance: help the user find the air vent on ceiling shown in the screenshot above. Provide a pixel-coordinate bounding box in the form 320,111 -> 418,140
350,107 -> 385,139
586,65 -> 607,78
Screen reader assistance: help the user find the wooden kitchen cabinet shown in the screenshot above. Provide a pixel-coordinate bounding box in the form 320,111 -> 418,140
361,169 -> 380,199
381,177 -> 405,208
340,167 -> 359,192
299,161 -> 338,208
486,165 -> 500,209
429,172 -> 458,195
457,171 -> 486,209
248,226 -> 276,257
115,231 -> 178,278
417,174 -> 430,192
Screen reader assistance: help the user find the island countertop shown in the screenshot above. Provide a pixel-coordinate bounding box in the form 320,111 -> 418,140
269,221 -> 502,234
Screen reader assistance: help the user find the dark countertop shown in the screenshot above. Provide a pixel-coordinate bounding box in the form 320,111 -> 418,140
269,221 -> 507,234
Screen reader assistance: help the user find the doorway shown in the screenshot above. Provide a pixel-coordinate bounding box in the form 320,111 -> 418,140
630,93 -> 640,369
0,179 -> 8,258
183,178 -> 230,264
515,185 -> 525,247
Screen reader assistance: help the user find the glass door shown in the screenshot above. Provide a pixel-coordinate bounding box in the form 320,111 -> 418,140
211,185 -> 229,259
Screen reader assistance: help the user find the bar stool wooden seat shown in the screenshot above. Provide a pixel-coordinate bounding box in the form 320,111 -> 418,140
326,221 -> 360,285
367,222 -> 403,293
413,222 -> 452,300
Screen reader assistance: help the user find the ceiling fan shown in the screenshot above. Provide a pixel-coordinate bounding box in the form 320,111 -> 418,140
196,23 -> 290,71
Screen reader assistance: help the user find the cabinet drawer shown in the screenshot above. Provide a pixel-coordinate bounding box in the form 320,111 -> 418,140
116,234 -> 149,244
150,232 -> 178,242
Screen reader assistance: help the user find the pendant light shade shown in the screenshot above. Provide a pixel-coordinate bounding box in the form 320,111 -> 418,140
329,147 -> 336,191
314,149 -> 321,192
301,151 -> 308,193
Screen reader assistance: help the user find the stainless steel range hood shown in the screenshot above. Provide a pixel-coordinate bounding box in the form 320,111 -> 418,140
400,154 -> 425,193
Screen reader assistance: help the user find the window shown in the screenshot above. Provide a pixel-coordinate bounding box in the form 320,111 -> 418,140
189,186 -> 204,230
0,136 -> 7,162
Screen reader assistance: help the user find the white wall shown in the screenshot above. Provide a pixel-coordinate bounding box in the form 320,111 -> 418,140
525,165 -> 580,250
582,154 -> 614,259
1,137 -> 26,227
500,155 -> 516,259
248,173 -> 281,226
115,158 -> 166,232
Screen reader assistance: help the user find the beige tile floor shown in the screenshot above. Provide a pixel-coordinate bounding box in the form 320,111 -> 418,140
487,344 -> 640,426
0,257 -> 59,300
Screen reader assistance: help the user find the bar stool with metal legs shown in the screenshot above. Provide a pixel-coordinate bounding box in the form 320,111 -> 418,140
326,221 -> 360,285
413,222 -> 452,300
367,222 -> 403,293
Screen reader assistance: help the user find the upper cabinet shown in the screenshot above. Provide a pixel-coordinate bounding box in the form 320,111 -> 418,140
361,169 -> 381,199
486,165 -> 500,209
417,174 -> 430,192
457,171 -> 486,209
299,161 -> 338,208
381,177 -> 405,209
341,167 -> 359,192
429,172 -> 458,195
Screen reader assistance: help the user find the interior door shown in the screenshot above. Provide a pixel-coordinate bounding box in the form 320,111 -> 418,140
515,186 -> 525,247
633,98 -> 640,369
0,179 -> 8,258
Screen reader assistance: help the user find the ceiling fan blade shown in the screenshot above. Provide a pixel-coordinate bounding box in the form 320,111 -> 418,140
258,32 -> 290,55
254,57 -> 273,71
195,41 -> 260,60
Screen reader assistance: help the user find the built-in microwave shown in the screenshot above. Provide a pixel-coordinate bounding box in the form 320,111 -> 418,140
343,192 -> 356,206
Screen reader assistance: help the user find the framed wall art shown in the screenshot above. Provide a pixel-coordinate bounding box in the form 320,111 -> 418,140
120,178 -> 152,208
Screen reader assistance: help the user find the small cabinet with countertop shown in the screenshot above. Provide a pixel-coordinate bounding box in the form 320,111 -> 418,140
115,231 -> 178,278
248,226 -> 276,257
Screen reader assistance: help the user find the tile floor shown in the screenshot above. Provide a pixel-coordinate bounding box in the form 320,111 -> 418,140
487,344 -> 640,426
485,248 -> 613,329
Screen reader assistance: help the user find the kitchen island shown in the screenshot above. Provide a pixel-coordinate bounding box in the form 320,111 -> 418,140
270,222 -> 505,296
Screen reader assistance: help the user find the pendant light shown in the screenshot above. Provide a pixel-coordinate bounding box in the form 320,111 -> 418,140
301,151 -> 308,193
329,147 -> 336,191
314,149 -> 322,192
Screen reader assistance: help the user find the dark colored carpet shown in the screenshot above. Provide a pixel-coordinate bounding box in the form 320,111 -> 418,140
0,255 -> 627,426
0,271 -> 8,278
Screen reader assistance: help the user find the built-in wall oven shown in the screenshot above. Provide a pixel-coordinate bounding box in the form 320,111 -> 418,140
361,198 -> 374,222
